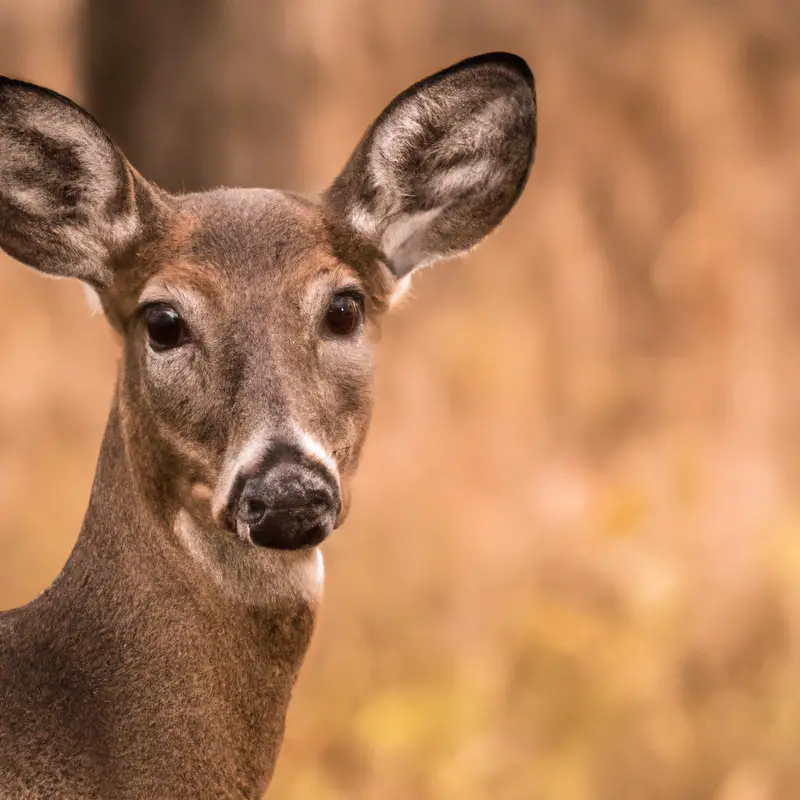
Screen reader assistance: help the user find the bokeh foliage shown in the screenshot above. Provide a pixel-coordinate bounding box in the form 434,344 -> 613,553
1,1 -> 799,797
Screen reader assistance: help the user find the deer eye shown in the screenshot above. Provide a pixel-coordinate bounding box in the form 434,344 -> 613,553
324,292 -> 363,337
144,304 -> 189,351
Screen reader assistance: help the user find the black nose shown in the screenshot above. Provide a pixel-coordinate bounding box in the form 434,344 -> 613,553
232,458 -> 339,550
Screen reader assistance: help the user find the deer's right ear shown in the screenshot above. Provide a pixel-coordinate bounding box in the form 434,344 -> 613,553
0,77 -> 151,289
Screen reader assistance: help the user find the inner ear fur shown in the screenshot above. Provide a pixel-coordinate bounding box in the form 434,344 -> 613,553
0,77 -> 153,288
324,52 -> 537,277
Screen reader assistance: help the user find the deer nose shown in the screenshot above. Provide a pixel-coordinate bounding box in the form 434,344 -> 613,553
232,461 -> 340,550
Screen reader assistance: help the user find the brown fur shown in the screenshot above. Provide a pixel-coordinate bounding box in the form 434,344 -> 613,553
0,52 -> 536,798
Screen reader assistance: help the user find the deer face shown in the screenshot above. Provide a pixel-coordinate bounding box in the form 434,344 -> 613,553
114,188 -> 393,552
0,54 -> 536,580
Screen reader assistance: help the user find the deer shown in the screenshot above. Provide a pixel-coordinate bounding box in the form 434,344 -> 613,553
0,52 -> 536,798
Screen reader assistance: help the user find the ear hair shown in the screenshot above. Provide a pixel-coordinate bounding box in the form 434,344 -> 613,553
324,52 -> 536,278
0,77 -> 149,288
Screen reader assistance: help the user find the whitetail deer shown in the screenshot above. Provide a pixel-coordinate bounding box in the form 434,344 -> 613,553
0,53 -> 536,798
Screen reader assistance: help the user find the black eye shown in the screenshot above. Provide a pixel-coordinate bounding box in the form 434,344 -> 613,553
145,304 -> 189,351
324,293 -> 363,337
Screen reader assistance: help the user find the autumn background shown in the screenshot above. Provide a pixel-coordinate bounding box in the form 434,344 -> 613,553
1,2 -> 799,798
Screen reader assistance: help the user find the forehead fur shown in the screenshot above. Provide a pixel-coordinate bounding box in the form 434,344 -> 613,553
139,188 -> 395,311
180,189 -> 323,278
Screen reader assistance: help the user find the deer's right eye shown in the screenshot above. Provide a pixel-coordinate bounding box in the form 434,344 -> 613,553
145,304 -> 189,351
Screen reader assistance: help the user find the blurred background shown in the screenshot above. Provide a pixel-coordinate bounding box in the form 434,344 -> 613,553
1,1 -> 799,797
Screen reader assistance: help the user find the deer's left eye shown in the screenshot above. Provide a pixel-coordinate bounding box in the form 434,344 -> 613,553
324,293 -> 363,337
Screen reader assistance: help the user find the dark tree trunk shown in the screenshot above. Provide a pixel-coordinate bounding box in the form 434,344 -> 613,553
82,0 -> 310,193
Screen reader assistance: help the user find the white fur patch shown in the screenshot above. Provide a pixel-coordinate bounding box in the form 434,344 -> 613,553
380,207 -> 442,266
212,430 -> 272,523
82,285 -> 103,315
429,159 -> 495,199
292,424 -> 340,482
390,274 -> 414,307
349,204 -> 378,238
314,547 -> 325,586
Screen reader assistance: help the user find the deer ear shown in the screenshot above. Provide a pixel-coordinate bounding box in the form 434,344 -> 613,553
324,52 -> 536,278
0,77 -> 148,288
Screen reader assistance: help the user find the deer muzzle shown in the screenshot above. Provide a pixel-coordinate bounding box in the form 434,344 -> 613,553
227,443 -> 340,550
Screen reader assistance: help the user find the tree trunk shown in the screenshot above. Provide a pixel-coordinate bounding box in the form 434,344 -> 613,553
82,0 -> 310,193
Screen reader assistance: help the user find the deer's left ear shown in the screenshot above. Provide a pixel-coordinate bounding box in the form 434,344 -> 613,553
324,52 -> 536,278
0,77 -> 154,288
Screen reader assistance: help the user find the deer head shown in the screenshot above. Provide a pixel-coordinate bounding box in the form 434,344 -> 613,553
0,52 -> 536,604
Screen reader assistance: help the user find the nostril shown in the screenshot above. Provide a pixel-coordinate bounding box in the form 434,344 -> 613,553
241,498 -> 267,527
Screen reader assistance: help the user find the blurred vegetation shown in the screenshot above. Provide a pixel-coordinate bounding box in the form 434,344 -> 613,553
1,1 -> 800,797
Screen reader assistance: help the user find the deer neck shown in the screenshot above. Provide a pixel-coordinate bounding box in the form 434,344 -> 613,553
39,397 -> 317,796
